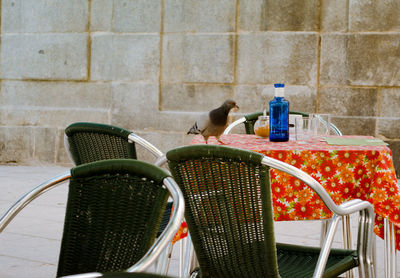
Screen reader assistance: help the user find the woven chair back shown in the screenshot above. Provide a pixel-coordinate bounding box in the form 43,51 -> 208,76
167,145 -> 280,278
56,159 -> 169,277
65,122 -> 137,165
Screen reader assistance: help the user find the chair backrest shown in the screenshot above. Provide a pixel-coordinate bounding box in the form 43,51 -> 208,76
65,122 -> 137,165
57,159 -> 170,277
243,111 -> 309,134
166,145 -> 280,277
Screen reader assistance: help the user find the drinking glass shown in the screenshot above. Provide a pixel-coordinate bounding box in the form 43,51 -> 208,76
310,113 -> 331,139
289,114 -> 302,141
295,117 -> 313,141
254,116 -> 269,138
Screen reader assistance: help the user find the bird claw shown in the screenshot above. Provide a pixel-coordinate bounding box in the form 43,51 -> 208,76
217,140 -> 226,145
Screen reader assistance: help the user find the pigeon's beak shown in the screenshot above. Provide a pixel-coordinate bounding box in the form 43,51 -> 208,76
234,104 -> 239,111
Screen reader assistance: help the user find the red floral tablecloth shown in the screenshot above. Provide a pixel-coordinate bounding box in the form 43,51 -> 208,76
173,134 -> 399,249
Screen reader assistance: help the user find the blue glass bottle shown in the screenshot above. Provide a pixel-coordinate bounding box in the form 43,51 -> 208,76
269,83 -> 289,142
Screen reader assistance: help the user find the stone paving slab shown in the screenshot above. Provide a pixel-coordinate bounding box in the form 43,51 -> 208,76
0,165 -> 398,277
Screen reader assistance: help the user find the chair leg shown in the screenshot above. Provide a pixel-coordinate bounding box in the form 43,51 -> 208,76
179,237 -> 186,278
156,242 -> 173,275
182,234 -> 196,278
320,219 -> 329,247
321,217 -> 356,278
371,234 -> 377,278
384,218 -> 396,278
314,215 -> 341,278
357,209 -> 376,278
164,244 -> 172,275
343,215 -> 353,249
191,249 -> 199,273
342,215 -> 354,278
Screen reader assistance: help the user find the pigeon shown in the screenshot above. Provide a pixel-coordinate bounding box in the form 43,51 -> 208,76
187,100 -> 239,144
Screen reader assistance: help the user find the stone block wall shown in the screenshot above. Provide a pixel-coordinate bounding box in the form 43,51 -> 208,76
0,0 -> 399,176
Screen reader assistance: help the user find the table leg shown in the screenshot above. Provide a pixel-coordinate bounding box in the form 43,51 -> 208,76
384,218 -> 396,278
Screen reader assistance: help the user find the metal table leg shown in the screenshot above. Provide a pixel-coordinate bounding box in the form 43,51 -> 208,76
384,218 -> 396,278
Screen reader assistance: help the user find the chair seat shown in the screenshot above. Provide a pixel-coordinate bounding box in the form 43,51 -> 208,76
190,240 -> 357,278
277,243 -> 358,278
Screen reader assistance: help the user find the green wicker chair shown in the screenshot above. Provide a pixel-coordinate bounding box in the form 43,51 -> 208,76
64,122 -> 172,254
0,159 -> 184,278
162,145 -> 374,278
223,111 -> 342,136
64,122 -> 175,275
64,122 -> 163,165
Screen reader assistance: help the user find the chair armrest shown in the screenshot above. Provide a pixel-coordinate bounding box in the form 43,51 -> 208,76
329,122 -> 342,136
0,171 -> 71,233
127,176 -> 185,273
154,155 -> 167,168
223,117 -> 246,135
128,133 -> 164,158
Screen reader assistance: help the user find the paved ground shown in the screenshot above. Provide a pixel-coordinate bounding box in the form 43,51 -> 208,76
0,164 -> 398,277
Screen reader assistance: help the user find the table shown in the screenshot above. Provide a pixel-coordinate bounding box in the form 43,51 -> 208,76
173,134 -> 399,276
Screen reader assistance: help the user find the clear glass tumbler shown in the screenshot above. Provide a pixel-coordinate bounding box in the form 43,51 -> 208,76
295,117 -> 313,141
254,116 -> 269,138
310,113 -> 331,139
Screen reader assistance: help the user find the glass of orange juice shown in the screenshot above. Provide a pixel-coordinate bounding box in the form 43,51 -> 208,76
254,116 -> 269,138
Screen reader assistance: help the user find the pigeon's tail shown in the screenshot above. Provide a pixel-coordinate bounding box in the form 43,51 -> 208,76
187,122 -> 201,135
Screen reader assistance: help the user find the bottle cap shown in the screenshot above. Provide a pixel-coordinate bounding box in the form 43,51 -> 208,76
274,83 -> 285,97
